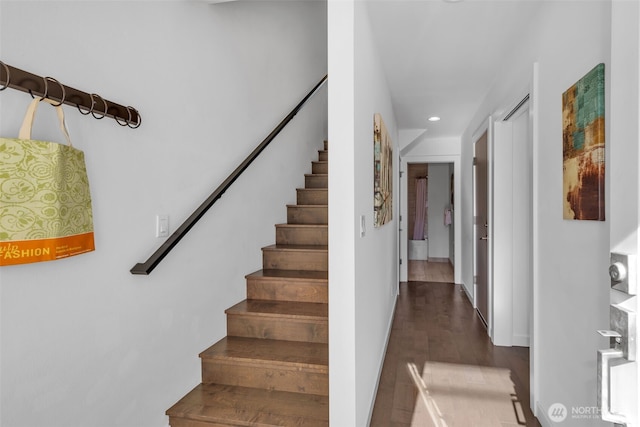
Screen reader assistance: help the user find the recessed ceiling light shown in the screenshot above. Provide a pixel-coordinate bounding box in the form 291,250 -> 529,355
428,116 -> 441,122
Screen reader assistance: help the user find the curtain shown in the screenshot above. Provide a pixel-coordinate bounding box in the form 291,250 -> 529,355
413,178 -> 427,240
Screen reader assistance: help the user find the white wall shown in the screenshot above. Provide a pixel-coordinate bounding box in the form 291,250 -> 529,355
461,1 -> 611,425
427,163 -> 450,259
0,2 -> 327,426
328,0 -> 357,424
328,1 -> 398,424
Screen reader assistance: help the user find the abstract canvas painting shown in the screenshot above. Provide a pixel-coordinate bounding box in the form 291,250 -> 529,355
562,63 -> 605,221
374,113 -> 393,227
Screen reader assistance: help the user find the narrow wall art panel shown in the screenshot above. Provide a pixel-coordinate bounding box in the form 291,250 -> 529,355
562,63 -> 605,221
374,113 -> 393,227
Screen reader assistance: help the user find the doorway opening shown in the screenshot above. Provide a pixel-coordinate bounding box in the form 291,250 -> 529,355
406,162 -> 454,283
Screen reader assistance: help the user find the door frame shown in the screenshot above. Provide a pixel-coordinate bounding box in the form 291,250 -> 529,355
399,155 -> 461,287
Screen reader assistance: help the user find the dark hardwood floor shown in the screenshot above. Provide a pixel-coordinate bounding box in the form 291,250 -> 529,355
370,281 -> 541,427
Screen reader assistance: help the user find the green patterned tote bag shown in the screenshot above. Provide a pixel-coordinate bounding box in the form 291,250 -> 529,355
0,97 -> 94,265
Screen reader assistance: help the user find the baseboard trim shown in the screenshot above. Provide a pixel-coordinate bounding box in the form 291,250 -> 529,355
461,283 -> 474,305
427,257 -> 449,263
512,334 -> 530,347
366,289 -> 399,426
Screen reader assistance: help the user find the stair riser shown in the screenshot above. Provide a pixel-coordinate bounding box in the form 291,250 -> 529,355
263,250 -> 328,271
323,140 -> 328,151
202,362 -> 329,396
318,151 -> 327,161
227,315 -> 328,343
246,279 -> 328,303
287,206 -> 327,225
305,175 -> 327,189
312,162 -> 328,175
297,189 -> 328,205
276,226 -> 328,245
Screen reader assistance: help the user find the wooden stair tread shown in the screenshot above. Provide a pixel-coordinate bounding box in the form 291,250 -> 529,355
262,244 -> 328,252
275,223 -> 327,229
200,337 -> 328,370
227,299 -> 328,319
246,269 -> 328,281
166,383 -> 329,426
286,204 -> 328,208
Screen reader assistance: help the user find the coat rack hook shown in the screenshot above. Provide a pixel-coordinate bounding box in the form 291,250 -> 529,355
44,77 -> 66,107
126,106 -> 142,129
0,61 -> 9,91
30,75 -> 48,99
114,105 -> 131,126
90,93 -> 108,120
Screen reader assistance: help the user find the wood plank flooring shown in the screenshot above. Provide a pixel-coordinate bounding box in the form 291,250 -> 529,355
408,260 -> 454,283
370,281 -> 541,427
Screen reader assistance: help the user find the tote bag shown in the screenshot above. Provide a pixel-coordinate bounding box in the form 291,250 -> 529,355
0,97 -> 95,265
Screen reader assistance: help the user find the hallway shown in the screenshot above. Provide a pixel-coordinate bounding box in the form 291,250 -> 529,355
369,281 -> 541,427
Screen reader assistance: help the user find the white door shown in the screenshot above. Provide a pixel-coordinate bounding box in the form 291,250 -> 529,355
491,99 -> 532,348
600,1 -> 640,424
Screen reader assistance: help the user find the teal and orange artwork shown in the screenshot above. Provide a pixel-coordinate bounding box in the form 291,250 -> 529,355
562,63 -> 605,220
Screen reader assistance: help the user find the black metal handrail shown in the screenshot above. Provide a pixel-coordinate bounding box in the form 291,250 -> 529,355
131,74 -> 328,275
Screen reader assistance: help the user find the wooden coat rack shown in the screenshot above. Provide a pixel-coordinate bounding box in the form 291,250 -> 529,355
0,60 -> 141,128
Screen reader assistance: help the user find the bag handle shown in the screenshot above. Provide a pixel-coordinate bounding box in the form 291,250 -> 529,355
18,97 -> 73,146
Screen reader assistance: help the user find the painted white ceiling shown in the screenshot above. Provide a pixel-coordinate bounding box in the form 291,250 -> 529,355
365,0 -> 543,138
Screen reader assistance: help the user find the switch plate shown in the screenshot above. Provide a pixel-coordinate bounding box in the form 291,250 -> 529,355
156,215 -> 169,238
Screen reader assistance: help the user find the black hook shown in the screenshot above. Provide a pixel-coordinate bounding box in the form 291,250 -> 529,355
77,93 -> 94,116
90,93 -> 108,119
0,61 -> 10,91
126,106 -> 142,129
44,77 -> 66,107
29,75 -> 48,100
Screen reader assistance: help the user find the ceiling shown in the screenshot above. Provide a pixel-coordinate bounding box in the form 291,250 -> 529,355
365,0 -> 544,139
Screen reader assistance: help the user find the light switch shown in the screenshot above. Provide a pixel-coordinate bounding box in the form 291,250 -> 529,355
156,215 -> 169,238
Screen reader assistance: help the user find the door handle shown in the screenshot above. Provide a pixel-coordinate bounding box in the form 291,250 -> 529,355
597,348 -> 628,425
479,236 -> 488,241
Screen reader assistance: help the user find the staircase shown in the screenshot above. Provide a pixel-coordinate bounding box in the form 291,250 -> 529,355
166,141 -> 329,427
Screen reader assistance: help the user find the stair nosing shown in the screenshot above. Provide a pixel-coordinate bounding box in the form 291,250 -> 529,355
201,355 -> 328,373
245,269 -> 328,282
262,244 -> 328,251
226,300 -> 328,320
